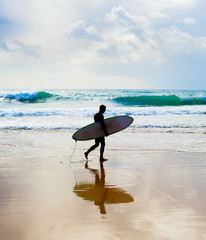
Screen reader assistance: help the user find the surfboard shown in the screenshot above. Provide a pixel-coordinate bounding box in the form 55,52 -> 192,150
72,115 -> 133,141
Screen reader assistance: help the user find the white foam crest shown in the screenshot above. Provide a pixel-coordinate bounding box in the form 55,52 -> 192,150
0,92 -> 38,100
0,108 -> 96,117
1,105 -> 205,118
106,106 -> 206,116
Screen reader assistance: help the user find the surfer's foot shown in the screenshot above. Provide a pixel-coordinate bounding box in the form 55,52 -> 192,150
100,158 -> 108,163
84,152 -> 88,160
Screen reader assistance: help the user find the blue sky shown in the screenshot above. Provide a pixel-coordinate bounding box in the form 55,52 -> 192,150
0,0 -> 206,89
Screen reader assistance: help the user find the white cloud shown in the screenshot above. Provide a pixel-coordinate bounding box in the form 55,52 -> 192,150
122,0 -> 196,15
15,40 -> 41,58
130,52 -> 142,62
0,40 -> 42,66
65,6 -> 205,69
0,41 -> 9,51
152,26 -> 206,56
98,45 -> 118,59
65,7 -> 153,66
66,20 -> 101,41
149,11 -> 170,20
182,18 -> 196,25
161,0 -> 195,7
104,6 -> 150,29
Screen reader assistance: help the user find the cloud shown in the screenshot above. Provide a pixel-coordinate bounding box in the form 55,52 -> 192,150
62,3 -> 206,80
182,18 -> 196,25
104,6 -> 150,29
66,20 -> 101,41
0,41 -> 9,51
66,7 -> 153,65
15,40 -> 41,58
0,0 -> 205,88
98,44 -> 118,59
162,0 -> 195,7
153,26 -> 206,56
130,52 -> 142,62
149,11 -> 170,20
122,0 -> 196,16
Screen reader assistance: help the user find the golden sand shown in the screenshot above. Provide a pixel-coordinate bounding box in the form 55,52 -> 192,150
0,130 -> 206,240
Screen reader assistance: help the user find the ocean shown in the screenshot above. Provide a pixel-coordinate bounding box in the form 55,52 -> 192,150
0,89 -> 205,132
1,89 -> 206,240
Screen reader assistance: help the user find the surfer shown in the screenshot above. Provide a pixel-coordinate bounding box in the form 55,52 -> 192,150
84,105 -> 108,163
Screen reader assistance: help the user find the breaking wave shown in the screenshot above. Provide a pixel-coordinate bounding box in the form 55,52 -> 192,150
113,95 -> 206,106
0,91 -> 59,103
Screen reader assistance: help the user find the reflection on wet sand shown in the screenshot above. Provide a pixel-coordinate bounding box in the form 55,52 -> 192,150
73,161 -> 134,214
1,144 -> 206,240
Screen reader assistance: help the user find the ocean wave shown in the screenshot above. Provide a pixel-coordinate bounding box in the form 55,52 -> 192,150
0,106 -> 205,117
0,91 -> 59,103
113,95 -> 206,106
0,124 -> 204,131
0,109 -> 93,117
1,90 -> 206,106
134,125 -> 206,129
0,126 -> 76,130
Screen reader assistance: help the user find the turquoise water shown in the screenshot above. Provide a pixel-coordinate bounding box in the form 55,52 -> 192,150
1,89 -> 206,105
0,89 -> 205,130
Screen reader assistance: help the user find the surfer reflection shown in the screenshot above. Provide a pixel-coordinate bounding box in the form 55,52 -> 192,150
73,162 -> 134,215
84,105 -> 109,163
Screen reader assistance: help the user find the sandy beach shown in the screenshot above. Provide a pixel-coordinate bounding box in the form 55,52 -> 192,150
0,129 -> 206,240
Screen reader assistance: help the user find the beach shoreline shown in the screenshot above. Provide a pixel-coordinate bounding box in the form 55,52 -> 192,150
0,129 -> 206,240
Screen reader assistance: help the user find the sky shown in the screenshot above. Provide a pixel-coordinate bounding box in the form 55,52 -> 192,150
0,0 -> 206,89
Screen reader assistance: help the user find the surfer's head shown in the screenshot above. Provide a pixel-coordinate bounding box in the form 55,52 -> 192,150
99,105 -> 106,113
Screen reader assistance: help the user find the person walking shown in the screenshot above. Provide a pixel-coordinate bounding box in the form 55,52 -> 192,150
84,105 -> 108,163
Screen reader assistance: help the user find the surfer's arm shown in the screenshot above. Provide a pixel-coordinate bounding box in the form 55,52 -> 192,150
100,119 -> 108,136
95,112 -> 108,136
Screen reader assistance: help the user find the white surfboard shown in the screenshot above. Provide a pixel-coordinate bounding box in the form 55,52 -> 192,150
72,115 -> 133,141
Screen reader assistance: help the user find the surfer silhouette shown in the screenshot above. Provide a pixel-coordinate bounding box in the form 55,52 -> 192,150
84,105 -> 108,163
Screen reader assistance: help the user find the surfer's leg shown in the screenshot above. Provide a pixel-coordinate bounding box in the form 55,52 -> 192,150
100,137 -> 105,160
85,139 -> 99,159
99,138 -> 108,163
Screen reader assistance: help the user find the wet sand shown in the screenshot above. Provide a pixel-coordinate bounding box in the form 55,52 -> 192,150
0,130 -> 206,240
